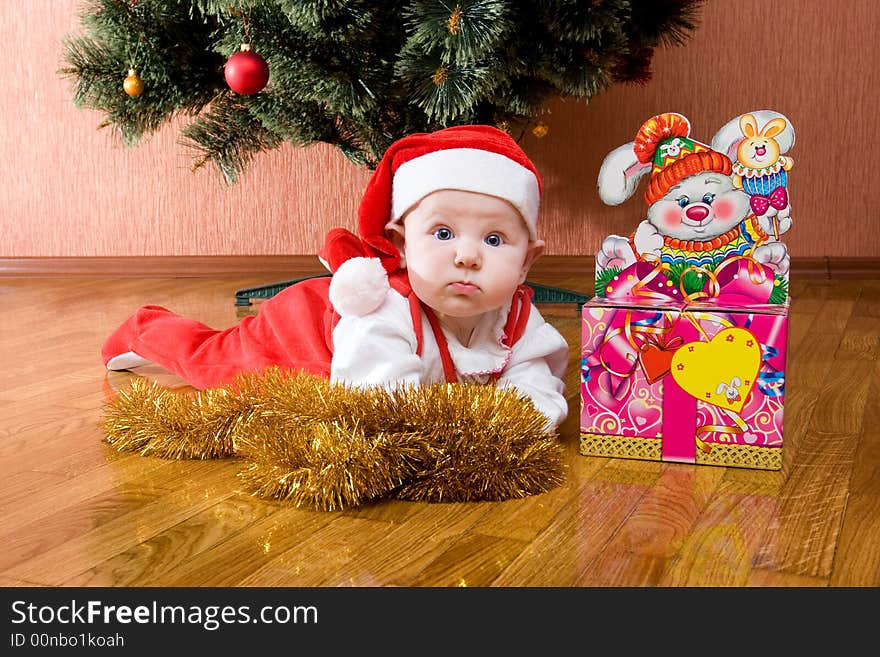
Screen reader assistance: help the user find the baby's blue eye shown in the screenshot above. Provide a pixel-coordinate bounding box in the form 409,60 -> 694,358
484,233 -> 503,247
702,193 -> 715,204
434,228 -> 453,240
677,196 -> 690,208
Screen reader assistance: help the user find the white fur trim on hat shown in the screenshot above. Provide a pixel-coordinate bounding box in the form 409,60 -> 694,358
328,257 -> 390,316
391,148 -> 540,239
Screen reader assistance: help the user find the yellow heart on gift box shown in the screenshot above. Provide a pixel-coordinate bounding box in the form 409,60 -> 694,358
670,327 -> 761,413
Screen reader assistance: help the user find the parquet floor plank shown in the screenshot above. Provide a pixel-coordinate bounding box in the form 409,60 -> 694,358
2,461 -> 242,585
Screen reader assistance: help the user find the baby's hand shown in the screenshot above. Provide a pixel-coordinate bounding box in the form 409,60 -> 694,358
752,242 -> 790,276
633,221 -> 663,258
597,235 -> 636,271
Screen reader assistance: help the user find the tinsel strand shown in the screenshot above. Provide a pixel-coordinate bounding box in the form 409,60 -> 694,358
103,368 -> 565,510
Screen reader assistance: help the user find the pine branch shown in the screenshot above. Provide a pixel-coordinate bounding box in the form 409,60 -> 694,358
60,0 -> 706,177
402,0 -> 512,66
181,93 -> 283,184
59,0 -> 226,145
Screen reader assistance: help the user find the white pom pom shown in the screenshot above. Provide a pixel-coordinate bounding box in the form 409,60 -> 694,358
328,257 -> 390,316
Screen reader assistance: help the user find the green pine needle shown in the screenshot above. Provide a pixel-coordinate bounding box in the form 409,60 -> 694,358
594,265 -> 622,298
768,274 -> 789,305
182,94 -> 284,185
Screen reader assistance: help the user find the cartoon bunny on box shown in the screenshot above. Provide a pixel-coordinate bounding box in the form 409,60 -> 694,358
595,111 -> 794,298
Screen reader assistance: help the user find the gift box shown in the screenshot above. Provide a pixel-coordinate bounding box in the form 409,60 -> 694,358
582,110 -> 795,470
579,259 -> 787,470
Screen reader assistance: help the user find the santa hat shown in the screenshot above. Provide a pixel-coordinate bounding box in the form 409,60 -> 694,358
634,113 -> 732,205
321,125 -> 542,316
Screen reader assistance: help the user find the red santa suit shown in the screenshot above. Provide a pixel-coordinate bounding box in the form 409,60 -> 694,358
102,125 -> 569,429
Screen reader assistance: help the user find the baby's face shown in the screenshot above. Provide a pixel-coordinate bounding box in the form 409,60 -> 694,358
392,190 -> 542,320
647,172 -> 751,240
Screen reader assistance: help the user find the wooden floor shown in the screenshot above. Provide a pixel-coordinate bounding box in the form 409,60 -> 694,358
1,260 -> 878,587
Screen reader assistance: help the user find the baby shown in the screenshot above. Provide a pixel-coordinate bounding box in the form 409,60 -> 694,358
103,125 -> 570,430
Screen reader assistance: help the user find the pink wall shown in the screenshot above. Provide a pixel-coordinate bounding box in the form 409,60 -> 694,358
3,0 -> 879,258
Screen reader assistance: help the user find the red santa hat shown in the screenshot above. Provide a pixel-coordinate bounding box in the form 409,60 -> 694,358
320,125 -> 542,316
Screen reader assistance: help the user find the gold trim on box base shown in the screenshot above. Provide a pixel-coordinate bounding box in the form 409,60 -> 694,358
579,433 -> 782,471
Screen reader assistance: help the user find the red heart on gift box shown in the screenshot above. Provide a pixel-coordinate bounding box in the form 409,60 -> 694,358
638,342 -> 675,384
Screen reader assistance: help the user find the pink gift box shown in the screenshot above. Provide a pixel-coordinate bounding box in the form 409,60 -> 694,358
580,261 -> 788,470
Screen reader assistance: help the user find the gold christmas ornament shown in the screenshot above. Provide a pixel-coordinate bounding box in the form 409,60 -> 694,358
432,65 -> 448,85
123,68 -> 144,97
104,369 -> 566,511
532,121 -> 549,138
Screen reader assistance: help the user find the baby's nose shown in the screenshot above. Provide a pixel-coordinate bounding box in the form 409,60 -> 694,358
685,205 -> 710,222
454,246 -> 481,267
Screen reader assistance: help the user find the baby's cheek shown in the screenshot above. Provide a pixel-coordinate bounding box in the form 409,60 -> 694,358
661,207 -> 680,229
712,198 -> 735,221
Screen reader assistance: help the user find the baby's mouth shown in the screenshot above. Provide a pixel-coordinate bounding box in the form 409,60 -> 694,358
449,281 -> 480,296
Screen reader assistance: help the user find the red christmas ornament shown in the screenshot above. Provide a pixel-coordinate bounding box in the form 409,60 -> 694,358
224,44 -> 269,95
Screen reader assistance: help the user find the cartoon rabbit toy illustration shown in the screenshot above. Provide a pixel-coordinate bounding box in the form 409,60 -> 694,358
596,111 -> 795,288
712,110 -> 795,240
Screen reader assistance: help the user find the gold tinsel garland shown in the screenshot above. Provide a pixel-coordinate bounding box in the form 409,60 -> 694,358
103,368 -> 566,511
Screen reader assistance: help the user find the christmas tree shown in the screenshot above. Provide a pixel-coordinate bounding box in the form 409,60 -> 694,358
60,0 -> 705,183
